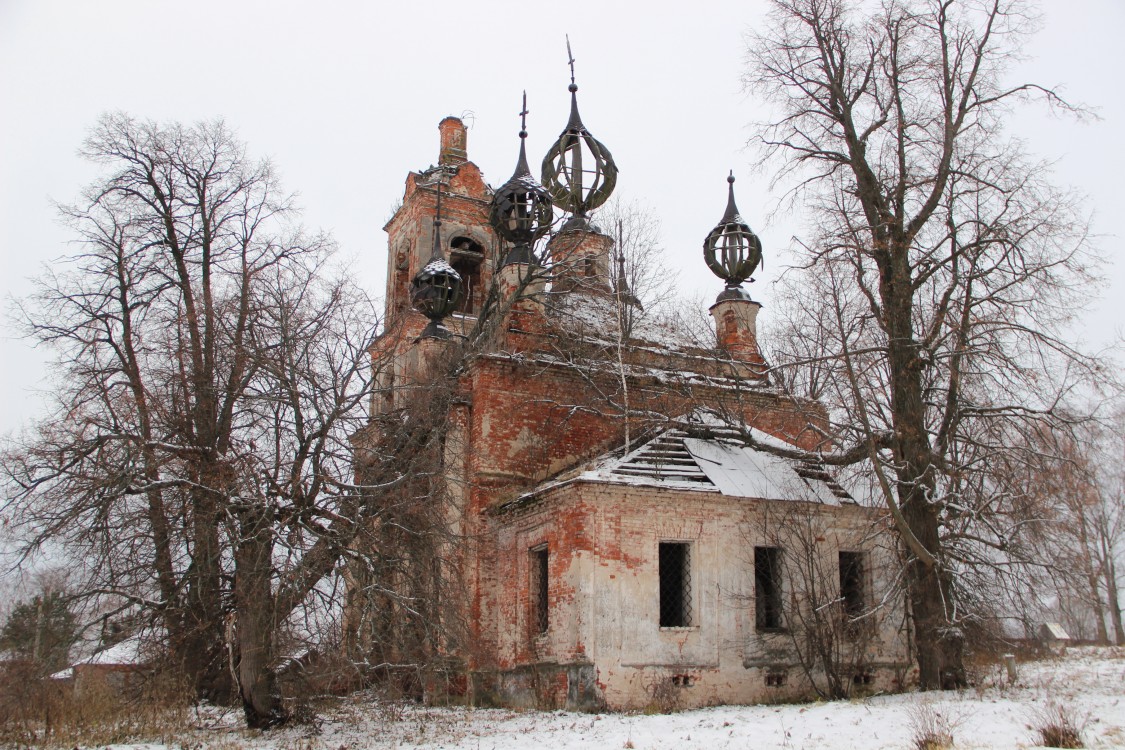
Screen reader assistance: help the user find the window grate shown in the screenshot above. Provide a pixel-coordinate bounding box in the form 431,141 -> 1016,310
659,542 -> 692,627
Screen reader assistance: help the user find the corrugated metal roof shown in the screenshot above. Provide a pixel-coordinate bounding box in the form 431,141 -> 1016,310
683,438 -> 845,505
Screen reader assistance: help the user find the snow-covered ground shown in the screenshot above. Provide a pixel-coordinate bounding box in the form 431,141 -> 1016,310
135,647 -> 1125,749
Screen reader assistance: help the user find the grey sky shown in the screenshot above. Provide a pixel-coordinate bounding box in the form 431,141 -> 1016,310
2,0 -> 1122,438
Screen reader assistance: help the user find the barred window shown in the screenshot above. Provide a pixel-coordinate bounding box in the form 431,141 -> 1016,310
530,546 -> 549,636
839,551 -> 866,618
659,542 -> 692,627
755,546 -> 783,630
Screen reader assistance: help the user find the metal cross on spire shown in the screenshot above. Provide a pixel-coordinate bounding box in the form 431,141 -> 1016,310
566,35 -> 576,89
519,90 -> 529,138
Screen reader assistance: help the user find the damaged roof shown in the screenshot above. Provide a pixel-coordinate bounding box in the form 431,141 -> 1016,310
497,416 -> 854,516
580,427 -> 853,505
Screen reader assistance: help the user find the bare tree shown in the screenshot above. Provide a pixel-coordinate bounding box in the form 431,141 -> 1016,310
2,114 -> 378,727
1011,418 -> 1125,644
746,0 -> 1102,688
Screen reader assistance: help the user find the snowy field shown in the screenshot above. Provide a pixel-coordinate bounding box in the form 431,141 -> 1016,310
135,647 -> 1124,750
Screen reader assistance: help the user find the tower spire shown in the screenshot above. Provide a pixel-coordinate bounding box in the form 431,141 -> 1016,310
541,38 -> 618,232
411,177 -> 464,338
431,177 -> 444,259
703,172 -> 763,302
489,92 -> 554,267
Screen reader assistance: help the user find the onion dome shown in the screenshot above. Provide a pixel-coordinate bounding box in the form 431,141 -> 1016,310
489,92 -> 554,267
703,172 -> 763,302
541,39 -> 618,231
411,181 -> 463,338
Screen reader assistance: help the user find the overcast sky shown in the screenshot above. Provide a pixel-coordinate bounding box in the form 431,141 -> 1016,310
1,0 -> 1122,439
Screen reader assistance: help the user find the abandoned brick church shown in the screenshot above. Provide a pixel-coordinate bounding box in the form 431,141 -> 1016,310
344,79 -> 909,710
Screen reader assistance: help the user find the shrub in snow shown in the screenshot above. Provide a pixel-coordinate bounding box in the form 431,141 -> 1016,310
908,698 -> 957,750
1031,702 -> 1086,748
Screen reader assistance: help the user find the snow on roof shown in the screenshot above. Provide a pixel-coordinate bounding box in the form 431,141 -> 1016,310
1040,622 -> 1072,641
577,423 -> 853,505
51,634 -> 150,679
547,291 -> 703,354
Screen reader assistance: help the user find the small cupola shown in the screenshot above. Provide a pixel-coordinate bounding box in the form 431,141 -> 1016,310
541,39 -> 618,233
704,172 -> 763,303
705,173 -> 766,368
490,93 -> 554,267
411,182 -> 463,339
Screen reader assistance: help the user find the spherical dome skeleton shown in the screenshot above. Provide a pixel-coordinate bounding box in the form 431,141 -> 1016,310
541,42 -> 617,231
703,173 -> 763,301
490,93 -> 554,267
411,180 -> 463,338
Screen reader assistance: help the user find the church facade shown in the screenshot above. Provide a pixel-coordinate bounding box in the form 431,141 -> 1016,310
346,89 -> 909,710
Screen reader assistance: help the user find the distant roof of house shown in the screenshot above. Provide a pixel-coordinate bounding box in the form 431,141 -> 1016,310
1040,622 -> 1072,641
0,649 -> 24,664
50,634 -> 149,680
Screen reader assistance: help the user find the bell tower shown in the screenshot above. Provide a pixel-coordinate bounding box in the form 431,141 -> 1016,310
382,117 -> 498,337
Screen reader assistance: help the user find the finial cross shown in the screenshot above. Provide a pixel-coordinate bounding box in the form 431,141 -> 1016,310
566,35 -> 576,85
519,90 -> 528,134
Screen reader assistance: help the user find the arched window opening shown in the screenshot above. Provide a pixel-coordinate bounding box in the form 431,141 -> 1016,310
450,236 -> 484,315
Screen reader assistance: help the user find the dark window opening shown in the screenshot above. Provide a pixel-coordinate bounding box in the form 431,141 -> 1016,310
659,542 -> 692,627
450,237 -> 484,316
382,367 -> 395,407
765,668 -> 788,687
584,256 -> 597,277
839,551 -> 865,619
853,670 -> 874,686
755,546 -> 783,630
671,674 -> 694,687
530,546 -> 549,636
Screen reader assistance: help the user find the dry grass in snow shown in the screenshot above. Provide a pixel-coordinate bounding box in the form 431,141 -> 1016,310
32,647 -> 1125,749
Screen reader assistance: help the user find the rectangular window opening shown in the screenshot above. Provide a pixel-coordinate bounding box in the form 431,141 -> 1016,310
839,551 -> 865,620
530,546 -> 549,636
755,546 -> 783,630
659,542 -> 692,627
